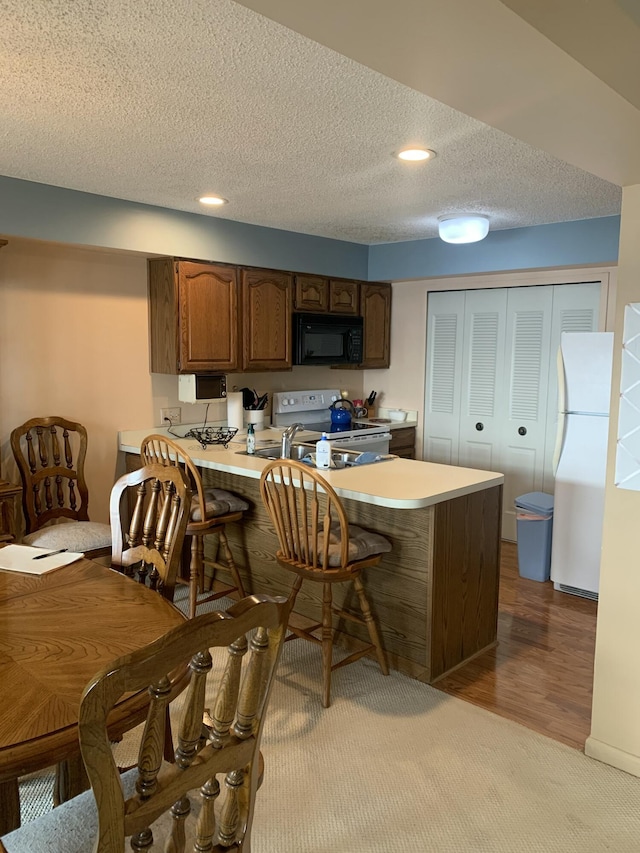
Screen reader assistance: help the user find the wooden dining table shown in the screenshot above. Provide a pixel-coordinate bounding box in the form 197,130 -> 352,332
0,556 -> 188,835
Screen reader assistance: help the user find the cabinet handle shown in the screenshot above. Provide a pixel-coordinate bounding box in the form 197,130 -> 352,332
518,426 -> 527,436
475,422 -> 484,431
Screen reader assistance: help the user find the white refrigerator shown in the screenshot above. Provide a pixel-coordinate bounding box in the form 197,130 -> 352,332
550,331 -> 614,599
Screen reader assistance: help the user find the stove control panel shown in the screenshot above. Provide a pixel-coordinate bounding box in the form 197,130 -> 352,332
273,389 -> 341,414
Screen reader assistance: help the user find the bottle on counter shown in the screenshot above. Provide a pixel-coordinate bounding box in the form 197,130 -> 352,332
315,432 -> 331,470
246,422 -> 256,455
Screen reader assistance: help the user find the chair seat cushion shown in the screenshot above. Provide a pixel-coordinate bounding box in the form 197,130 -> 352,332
317,523 -> 392,567
22,521 -> 111,552
2,768 -> 202,852
190,488 -> 249,522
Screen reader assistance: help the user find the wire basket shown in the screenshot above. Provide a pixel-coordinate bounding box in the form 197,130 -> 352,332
183,427 -> 238,449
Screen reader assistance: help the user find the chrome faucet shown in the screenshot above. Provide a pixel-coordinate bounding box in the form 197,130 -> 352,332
281,423 -> 305,458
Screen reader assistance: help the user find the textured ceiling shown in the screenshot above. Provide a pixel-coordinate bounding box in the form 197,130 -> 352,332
1,0 -> 622,245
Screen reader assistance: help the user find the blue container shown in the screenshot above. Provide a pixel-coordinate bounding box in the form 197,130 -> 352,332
515,492 -> 554,582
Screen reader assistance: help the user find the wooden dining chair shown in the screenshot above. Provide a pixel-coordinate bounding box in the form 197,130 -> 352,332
1,594 -> 288,853
109,462 -> 193,602
140,434 -> 250,618
53,462 -> 193,809
10,416 -> 111,558
259,459 -> 391,707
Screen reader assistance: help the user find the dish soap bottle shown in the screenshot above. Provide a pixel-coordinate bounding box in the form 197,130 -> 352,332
246,422 -> 256,455
315,432 -> 331,470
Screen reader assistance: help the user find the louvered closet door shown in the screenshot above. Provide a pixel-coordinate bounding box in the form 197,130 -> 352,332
458,289 -> 508,472
541,282 -> 602,494
424,291 -> 464,465
500,286 -> 553,540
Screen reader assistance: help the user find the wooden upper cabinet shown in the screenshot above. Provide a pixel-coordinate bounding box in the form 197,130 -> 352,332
149,257 -> 390,373
178,261 -> 240,372
241,269 -> 293,371
360,282 -> 391,368
294,275 -> 360,314
294,275 -> 329,313
148,258 -> 239,374
329,279 -> 360,315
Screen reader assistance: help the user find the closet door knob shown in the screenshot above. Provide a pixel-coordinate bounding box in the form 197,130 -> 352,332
475,422 -> 484,431
518,426 -> 527,436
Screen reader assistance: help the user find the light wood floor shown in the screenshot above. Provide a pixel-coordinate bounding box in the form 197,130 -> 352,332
434,540 -> 598,750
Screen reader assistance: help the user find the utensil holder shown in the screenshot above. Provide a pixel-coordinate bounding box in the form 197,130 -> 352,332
244,410 -> 265,431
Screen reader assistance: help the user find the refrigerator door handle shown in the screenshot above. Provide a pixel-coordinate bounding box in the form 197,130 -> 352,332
553,346 -> 567,474
556,344 -> 567,417
553,410 -> 566,475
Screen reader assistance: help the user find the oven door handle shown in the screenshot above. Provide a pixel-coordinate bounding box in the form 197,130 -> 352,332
331,432 -> 391,445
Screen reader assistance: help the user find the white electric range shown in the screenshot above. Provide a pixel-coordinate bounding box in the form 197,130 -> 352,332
271,389 -> 391,454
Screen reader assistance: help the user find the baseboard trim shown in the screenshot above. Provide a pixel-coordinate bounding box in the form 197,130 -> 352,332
585,736 -> 640,778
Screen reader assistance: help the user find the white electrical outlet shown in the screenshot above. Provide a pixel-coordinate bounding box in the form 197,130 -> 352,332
160,407 -> 181,426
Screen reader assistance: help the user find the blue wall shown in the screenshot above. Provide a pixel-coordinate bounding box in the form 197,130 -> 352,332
0,176 -> 620,281
369,216 -> 621,281
0,176 -> 368,279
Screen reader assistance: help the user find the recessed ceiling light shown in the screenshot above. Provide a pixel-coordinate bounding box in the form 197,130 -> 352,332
396,148 -> 436,162
198,195 -> 228,206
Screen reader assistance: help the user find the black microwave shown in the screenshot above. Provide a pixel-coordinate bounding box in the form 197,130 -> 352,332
293,313 -> 364,366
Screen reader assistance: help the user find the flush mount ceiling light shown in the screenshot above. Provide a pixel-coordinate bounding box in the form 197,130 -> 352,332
198,195 -> 228,206
396,147 -> 436,162
438,214 -> 490,244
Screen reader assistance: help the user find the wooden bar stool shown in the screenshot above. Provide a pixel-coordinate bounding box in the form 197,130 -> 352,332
140,434 -> 249,618
260,458 -> 390,707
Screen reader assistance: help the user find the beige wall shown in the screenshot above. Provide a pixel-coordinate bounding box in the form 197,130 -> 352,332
0,239 -> 154,523
0,238 -> 364,527
586,185 -> 640,775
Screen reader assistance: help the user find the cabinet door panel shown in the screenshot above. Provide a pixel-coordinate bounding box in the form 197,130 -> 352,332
178,262 -> 239,373
329,279 -> 359,314
294,275 -> 329,312
389,426 -> 416,458
241,270 -> 292,370
360,283 -> 391,368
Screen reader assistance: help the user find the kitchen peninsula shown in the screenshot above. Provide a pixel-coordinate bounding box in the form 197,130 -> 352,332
119,428 -> 503,684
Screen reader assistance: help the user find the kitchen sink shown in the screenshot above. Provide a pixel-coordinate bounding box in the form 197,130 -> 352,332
237,443 -> 314,461
237,443 -> 394,467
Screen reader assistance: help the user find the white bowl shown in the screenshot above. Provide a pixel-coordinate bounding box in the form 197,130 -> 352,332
388,409 -> 407,422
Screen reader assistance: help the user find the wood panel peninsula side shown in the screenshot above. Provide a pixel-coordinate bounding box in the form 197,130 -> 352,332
119,429 -> 503,684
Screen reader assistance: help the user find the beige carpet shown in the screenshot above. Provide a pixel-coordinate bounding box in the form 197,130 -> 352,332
19,590 -> 640,851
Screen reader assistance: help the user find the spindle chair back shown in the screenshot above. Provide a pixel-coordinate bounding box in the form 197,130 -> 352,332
110,463 -> 192,602
260,459 -> 390,706
140,435 -> 249,618
1,595 -> 288,853
10,416 -> 111,557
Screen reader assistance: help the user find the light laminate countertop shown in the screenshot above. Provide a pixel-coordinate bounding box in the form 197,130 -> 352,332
119,426 -> 503,510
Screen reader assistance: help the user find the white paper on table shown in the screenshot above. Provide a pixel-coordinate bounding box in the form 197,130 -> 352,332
0,544 -> 85,575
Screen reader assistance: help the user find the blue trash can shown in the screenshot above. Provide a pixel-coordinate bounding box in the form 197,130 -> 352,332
515,492 -> 554,582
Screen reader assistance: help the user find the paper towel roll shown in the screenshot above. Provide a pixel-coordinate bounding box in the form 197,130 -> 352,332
226,392 -> 244,432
